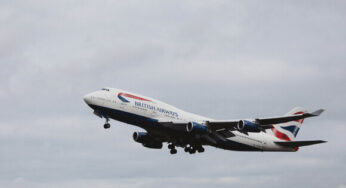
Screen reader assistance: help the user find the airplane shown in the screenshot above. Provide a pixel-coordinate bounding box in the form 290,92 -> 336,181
83,87 -> 326,154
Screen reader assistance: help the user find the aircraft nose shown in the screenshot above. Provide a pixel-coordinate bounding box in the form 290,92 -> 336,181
83,93 -> 92,104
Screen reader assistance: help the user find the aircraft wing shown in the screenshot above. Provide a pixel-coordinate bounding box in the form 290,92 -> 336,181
158,109 -> 324,134
215,129 -> 236,138
254,109 -> 324,125
159,121 -> 187,131
206,109 -> 324,131
158,121 -> 235,140
206,120 -> 239,131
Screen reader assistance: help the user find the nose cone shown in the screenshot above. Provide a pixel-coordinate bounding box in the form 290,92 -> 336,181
83,93 -> 92,105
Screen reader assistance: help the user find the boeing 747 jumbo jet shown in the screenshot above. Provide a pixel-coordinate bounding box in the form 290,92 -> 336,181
83,87 -> 326,154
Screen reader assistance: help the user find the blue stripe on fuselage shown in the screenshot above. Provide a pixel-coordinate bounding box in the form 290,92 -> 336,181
118,95 -> 130,103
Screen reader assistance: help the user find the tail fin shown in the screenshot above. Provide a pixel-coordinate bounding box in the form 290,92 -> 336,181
270,107 -> 307,141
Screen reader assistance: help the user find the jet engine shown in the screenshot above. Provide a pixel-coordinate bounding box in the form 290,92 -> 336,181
186,122 -> 209,134
133,132 -> 163,149
237,120 -> 261,133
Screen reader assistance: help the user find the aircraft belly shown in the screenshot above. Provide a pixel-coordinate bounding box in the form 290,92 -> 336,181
215,136 -> 263,151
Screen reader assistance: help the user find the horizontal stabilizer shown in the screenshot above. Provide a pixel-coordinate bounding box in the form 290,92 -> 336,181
275,140 -> 326,147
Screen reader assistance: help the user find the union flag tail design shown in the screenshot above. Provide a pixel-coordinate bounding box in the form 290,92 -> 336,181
270,107 -> 307,141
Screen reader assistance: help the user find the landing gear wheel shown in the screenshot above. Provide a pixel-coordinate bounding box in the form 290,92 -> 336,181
189,148 -> 196,154
168,144 -> 175,150
104,123 -> 110,129
170,149 -> 177,154
103,117 -> 110,129
184,147 -> 189,152
197,147 -> 205,153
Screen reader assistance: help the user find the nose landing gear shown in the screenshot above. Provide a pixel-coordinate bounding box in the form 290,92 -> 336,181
104,117 -> 110,129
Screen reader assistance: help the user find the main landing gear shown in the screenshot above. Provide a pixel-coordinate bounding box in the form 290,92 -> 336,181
168,144 -> 177,154
104,117 -> 110,129
168,144 -> 205,155
184,145 -> 204,154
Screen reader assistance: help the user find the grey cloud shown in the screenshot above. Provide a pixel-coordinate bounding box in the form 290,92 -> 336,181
1,0 -> 346,188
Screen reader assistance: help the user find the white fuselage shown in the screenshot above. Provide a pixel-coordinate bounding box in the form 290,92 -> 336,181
83,87 -> 295,152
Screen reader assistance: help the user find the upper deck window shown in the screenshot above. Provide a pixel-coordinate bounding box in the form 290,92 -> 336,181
101,88 -> 110,91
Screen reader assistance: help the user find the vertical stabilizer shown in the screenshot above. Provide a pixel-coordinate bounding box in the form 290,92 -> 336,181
270,107 -> 307,141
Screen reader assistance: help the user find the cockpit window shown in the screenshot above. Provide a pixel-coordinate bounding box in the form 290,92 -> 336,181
101,88 -> 110,91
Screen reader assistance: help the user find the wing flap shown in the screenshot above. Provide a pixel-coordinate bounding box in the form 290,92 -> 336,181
159,121 -> 187,131
207,120 -> 238,131
275,140 -> 326,147
216,129 -> 236,138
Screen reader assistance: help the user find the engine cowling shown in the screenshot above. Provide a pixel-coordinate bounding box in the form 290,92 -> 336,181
133,132 -> 163,149
186,122 -> 209,134
237,120 -> 261,133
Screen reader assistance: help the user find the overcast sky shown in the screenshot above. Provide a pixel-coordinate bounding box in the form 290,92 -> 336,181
1,0 -> 346,188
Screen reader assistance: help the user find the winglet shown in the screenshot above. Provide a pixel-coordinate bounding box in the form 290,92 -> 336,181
310,109 -> 325,116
